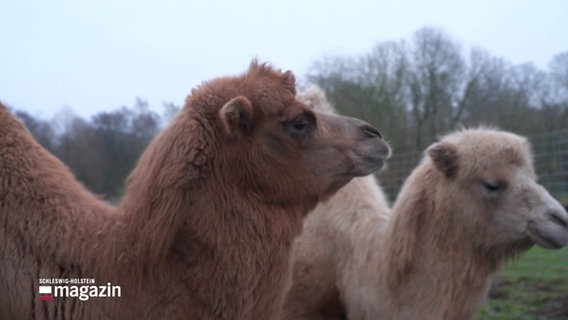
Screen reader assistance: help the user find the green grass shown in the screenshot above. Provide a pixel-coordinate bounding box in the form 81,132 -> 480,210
476,247 -> 568,319
556,194 -> 568,206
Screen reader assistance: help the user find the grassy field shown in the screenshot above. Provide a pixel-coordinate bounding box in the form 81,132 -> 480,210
476,247 -> 568,319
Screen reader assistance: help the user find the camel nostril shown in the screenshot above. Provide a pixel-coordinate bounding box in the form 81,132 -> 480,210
362,125 -> 383,139
549,211 -> 568,228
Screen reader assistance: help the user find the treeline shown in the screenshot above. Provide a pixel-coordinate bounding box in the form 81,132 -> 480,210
307,27 -> 568,154
8,27 -> 568,200
12,99 -> 180,201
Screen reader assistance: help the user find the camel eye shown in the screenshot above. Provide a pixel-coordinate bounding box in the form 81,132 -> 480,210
482,181 -> 505,194
286,112 -> 315,137
292,119 -> 308,132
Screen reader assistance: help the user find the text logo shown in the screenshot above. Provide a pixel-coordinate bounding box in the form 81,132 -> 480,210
39,286 -> 52,301
38,278 -> 121,301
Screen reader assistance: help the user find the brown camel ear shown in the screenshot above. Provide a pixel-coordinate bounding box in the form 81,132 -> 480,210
282,70 -> 296,94
219,96 -> 253,135
427,142 -> 459,178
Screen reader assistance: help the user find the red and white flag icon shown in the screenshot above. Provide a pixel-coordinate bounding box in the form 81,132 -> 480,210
39,286 -> 52,301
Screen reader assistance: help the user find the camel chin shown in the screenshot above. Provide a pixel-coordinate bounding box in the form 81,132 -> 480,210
528,219 -> 568,249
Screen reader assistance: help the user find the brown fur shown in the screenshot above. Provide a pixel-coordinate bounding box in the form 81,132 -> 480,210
0,62 -> 391,319
281,86 -> 568,320
0,99 -> 117,319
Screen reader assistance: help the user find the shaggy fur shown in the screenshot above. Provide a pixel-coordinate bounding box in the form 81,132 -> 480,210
281,86 -> 568,320
0,62 -> 391,320
0,100 -> 117,319
372,129 -> 567,319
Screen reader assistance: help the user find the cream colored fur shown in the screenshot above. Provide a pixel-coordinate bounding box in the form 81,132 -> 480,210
282,85 -> 568,320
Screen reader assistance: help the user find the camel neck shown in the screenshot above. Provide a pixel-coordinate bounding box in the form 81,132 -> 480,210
378,172 -> 502,319
117,113 -> 212,262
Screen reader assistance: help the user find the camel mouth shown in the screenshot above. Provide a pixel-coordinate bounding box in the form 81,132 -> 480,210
363,152 -> 390,164
346,141 -> 391,177
527,223 -> 567,249
356,144 -> 392,163
353,155 -> 388,176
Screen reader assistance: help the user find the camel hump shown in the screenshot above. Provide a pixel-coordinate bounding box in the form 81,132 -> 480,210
297,84 -> 336,114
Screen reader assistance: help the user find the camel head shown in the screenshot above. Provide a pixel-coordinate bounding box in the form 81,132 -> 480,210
426,128 -> 568,251
208,61 -> 391,206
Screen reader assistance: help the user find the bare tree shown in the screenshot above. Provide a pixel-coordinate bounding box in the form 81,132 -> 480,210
15,111 -> 57,151
549,52 -> 568,89
406,27 -> 467,149
540,52 -> 568,130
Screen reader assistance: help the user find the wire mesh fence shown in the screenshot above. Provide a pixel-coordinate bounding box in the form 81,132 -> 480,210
531,130 -> 568,203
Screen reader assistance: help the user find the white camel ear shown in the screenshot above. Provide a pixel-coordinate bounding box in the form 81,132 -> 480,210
219,96 -> 253,135
427,142 -> 459,178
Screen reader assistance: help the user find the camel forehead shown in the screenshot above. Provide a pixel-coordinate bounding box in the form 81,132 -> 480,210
240,62 -> 298,111
442,129 -> 532,169
187,62 -> 298,116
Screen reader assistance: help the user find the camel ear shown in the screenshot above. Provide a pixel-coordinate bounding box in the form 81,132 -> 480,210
283,70 -> 296,94
219,96 -> 253,135
427,142 -> 459,178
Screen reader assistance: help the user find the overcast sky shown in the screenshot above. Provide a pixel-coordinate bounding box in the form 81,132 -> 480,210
1,0 -> 567,119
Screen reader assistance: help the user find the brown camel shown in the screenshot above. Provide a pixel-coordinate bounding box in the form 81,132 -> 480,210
0,62 -> 391,319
